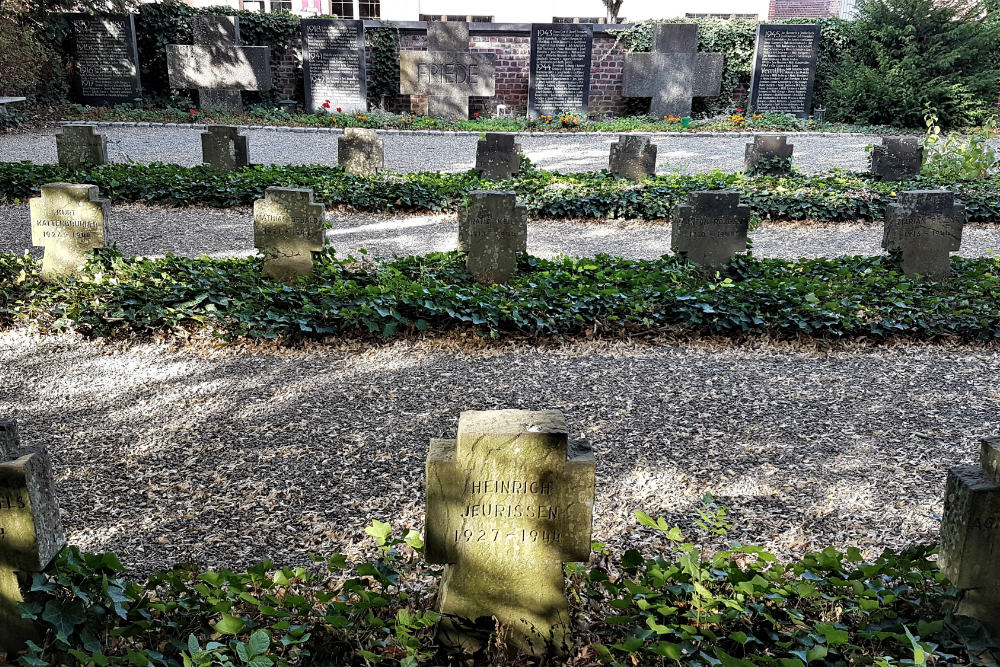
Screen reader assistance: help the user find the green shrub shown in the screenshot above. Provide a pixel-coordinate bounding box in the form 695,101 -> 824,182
922,113 -> 999,180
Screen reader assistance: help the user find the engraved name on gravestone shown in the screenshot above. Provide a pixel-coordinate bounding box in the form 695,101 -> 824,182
201,125 -> 249,172
338,127 -> 383,176
0,419 -> 66,654
939,436 -> 1000,635
66,14 -> 141,106
623,23 -> 723,119
528,23 -> 593,118
302,19 -> 367,113
475,133 -> 522,180
426,410 -> 595,654
672,190 -> 751,266
56,125 -> 108,169
745,134 -> 794,175
871,136 -> 923,182
748,24 -> 821,118
882,190 -> 964,280
609,135 -> 657,180
253,187 -> 326,280
458,189 -> 527,251
399,22 -> 496,119
459,190 -> 528,284
30,183 -> 111,280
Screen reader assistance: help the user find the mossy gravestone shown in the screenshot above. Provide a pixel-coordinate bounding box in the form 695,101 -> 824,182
744,135 -> 793,175
475,133 -> 522,180
871,136 -> 923,182
0,420 -> 65,654
338,128 -> 383,176
609,135 -> 657,180
30,183 -> 110,280
457,190 -> 527,284
426,410 -> 595,654
939,436 -> 1000,634
201,125 -> 249,172
882,190 -> 964,281
56,125 -> 107,169
253,187 -> 326,280
672,190 -> 751,266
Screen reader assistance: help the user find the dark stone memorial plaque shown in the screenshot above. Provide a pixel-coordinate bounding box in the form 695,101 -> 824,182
528,23 -> 592,118
749,24 -> 820,118
302,19 -> 367,114
66,14 -> 141,106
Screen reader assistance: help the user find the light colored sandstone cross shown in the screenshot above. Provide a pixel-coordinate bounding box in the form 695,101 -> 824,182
29,182 -> 110,280
623,24 -> 723,119
426,410 -> 595,654
253,187 -> 326,280
0,419 -> 65,655
399,22 -> 496,119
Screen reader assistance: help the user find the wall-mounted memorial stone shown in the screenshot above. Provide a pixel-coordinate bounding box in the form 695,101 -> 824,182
745,135 -> 794,175
528,23 -> 592,118
939,436 -> 1000,635
748,24 -> 821,118
253,187 -> 326,280
302,19 -> 366,114
882,190 -> 964,280
55,125 -> 108,169
30,183 -> 110,280
166,16 -> 272,111
201,125 -> 249,172
871,136 -> 923,181
399,22 -> 496,119
338,127 -> 383,176
458,190 -> 528,284
426,409 -> 594,653
609,135 -> 657,180
623,24 -> 723,119
671,190 -> 750,266
65,13 -> 141,106
458,189 -> 527,252
475,133 -> 522,180
0,419 -> 67,655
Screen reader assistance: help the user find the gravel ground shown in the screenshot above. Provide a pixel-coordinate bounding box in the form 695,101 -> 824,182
0,125 -> 889,174
1,330 -> 997,575
2,203 -> 999,261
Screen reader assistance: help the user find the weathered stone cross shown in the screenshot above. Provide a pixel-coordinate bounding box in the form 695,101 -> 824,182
0,419 -> 65,654
253,187 -> 326,280
623,23 -> 723,119
426,410 -> 595,654
29,182 -> 110,280
400,22 -> 496,119
883,190 -> 965,280
672,190 -> 751,266
457,190 -> 527,284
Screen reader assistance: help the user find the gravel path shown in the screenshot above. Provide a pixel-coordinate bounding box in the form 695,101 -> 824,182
1,330 -> 996,575
0,126 -> 888,174
2,204 -> 999,261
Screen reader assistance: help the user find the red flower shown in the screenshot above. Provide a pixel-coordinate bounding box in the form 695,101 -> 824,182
474,112 -> 479,117
322,101 -> 331,109
337,107 -> 342,113
736,108 -> 743,113
189,109 -> 196,114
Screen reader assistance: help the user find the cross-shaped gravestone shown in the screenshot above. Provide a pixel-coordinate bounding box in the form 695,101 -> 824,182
882,190 -> 964,281
475,133 -> 522,180
623,24 -> 723,119
458,190 -> 527,284
458,189 -> 527,252
871,136 -> 923,182
201,125 -> 249,172
0,419 -> 66,655
253,187 -> 326,280
426,410 -> 595,654
30,183 -> 111,280
745,135 -> 794,175
672,190 -> 751,266
399,22 -> 496,119
338,128 -> 384,176
609,135 -> 657,180
939,435 -> 1000,635
166,16 -> 272,111
55,125 -> 107,169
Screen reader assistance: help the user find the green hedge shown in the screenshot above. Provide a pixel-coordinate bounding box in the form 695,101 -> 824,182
3,160 -> 1000,223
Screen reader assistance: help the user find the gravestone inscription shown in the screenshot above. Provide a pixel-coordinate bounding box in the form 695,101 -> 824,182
882,190 -> 964,280
338,127 -> 383,176
201,125 -> 249,172
609,135 -> 657,180
66,14 -> 141,106
745,135 -> 794,175
56,125 -> 108,169
302,19 -> 367,113
426,409 -> 595,653
748,24 -> 821,118
871,136 -> 923,181
671,190 -> 751,266
253,187 -> 326,280
528,23 -> 593,118
458,190 -> 528,284
475,133 -> 522,180
30,183 -> 110,280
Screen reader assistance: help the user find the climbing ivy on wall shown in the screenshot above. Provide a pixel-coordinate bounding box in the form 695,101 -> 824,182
367,24 -> 400,110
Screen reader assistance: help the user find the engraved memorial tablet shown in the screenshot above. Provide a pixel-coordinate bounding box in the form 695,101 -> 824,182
528,23 -> 592,118
302,19 -> 367,114
749,24 -> 821,118
66,13 -> 142,106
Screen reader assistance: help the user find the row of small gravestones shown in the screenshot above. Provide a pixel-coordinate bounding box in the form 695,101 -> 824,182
2,414 -> 999,655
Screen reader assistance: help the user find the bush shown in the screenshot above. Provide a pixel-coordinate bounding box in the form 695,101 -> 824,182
0,11 -> 68,105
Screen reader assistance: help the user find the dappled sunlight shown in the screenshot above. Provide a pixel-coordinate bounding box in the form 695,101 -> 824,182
327,214 -> 445,235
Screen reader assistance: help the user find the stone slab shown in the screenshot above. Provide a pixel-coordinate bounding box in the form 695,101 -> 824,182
609,135 -> 657,180
338,127 -> 383,176
66,14 -> 142,107
253,187 -> 326,280
883,189 -> 964,280
749,24 -> 821,118
166,45 -> 272,92
201,125 -> 249,172
29,183 -> 110,280
302,19 -> 367,114
671,190 -> 751,266
528,23 -> 592,118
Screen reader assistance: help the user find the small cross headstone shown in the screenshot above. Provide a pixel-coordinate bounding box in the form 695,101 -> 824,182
426,409 -> 595,654
609,135 -> 657,180
672,190 -> 751,266
475,133 -> 522,180
871,136 -> 923,181
458,190 -> 527,284
56,125 -> 108,169
338,128 -> 384,176
201,125 -> 249,172
744,135 -> 793,175
253,187 -> 326,280
0,419 -> 66,655
166,16 -> 272,111
882,190 -> 964,280
399,22 -> 496,119
623,24 -> 723,119
30,183 -> 110,280
939,436 -> 1000,635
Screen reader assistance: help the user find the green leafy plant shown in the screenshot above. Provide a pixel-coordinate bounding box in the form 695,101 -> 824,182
921,111 -> 999,180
